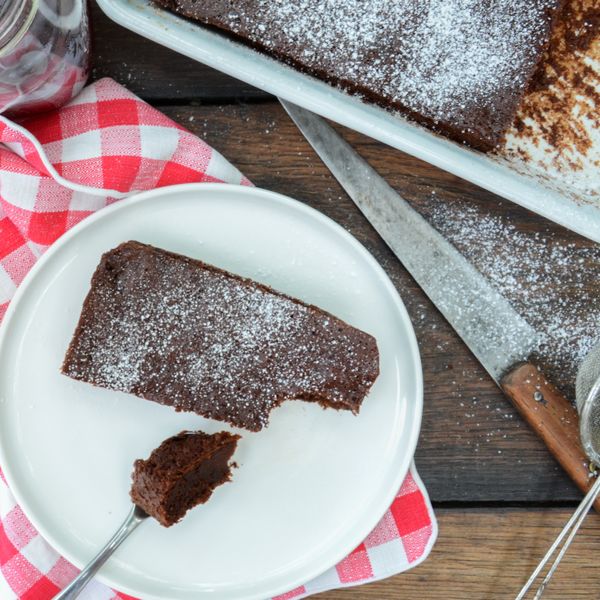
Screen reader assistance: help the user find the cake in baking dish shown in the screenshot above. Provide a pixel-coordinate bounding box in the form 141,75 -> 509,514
152,0 -> 564,152
62,241 -> 380,431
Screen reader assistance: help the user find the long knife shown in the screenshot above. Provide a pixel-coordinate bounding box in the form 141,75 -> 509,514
281,99 -> 593,502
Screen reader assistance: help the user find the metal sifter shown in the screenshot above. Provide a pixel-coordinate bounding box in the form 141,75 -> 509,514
516,342 -> 600,599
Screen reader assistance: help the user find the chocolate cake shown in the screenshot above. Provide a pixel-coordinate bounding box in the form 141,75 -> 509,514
153,0 -> 564,152
62,241 -> 379,431
130,430 -> 239,527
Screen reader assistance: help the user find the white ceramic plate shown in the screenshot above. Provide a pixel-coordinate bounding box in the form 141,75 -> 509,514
96,0 -> 600,244
0,183 -> 422,600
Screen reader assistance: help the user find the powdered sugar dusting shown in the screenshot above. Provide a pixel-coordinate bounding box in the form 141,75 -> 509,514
62,243 -> 379,431
196,0 -> 560,145
428,201 -> 600,396
500,0 -> 600,204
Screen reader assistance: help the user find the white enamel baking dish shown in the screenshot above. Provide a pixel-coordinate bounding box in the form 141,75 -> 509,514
97,0 -> 600,244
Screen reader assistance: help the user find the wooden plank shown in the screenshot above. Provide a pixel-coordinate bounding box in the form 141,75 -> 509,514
156,103 -> 600,504
90,2 -> 270,102
316,507 -> 600,599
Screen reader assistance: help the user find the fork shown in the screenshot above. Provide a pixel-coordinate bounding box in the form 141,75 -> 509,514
53,505 -> 148,600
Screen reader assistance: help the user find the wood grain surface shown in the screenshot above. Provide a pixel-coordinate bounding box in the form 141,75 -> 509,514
314,509 -> 600,600
89,7 -> 600,598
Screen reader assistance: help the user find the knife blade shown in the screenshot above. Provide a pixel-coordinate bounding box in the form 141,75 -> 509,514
281,99 -> 594,503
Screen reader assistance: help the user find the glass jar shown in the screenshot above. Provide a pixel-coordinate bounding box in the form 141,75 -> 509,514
0,0 -> 90,117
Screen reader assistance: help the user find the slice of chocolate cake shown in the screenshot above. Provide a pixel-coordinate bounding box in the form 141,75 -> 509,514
153,0 -> 564,152
62,241 -> 379,431
130,430 -> 240,527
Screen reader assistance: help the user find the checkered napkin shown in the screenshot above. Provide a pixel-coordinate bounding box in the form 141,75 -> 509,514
0,78 -> 437,599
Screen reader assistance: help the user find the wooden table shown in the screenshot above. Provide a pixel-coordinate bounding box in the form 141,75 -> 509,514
92,4 -> 600,598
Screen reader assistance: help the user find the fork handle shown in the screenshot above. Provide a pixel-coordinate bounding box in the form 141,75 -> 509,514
53,505 -> 146,600
501,362 -> 600,511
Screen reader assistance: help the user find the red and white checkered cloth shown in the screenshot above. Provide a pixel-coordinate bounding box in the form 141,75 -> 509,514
0,78 -> 437,599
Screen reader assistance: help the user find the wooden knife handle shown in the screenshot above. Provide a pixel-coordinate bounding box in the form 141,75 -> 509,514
501,362 -> 599,510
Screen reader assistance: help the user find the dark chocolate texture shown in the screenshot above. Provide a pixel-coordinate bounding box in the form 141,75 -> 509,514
62,241 -> 380,431
130,430 -> 239,527
153,0 -> 564,151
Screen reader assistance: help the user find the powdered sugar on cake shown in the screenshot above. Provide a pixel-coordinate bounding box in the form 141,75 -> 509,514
193,0 -> 560,147
62,242 -> 379,431
500,0 -> 600,204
